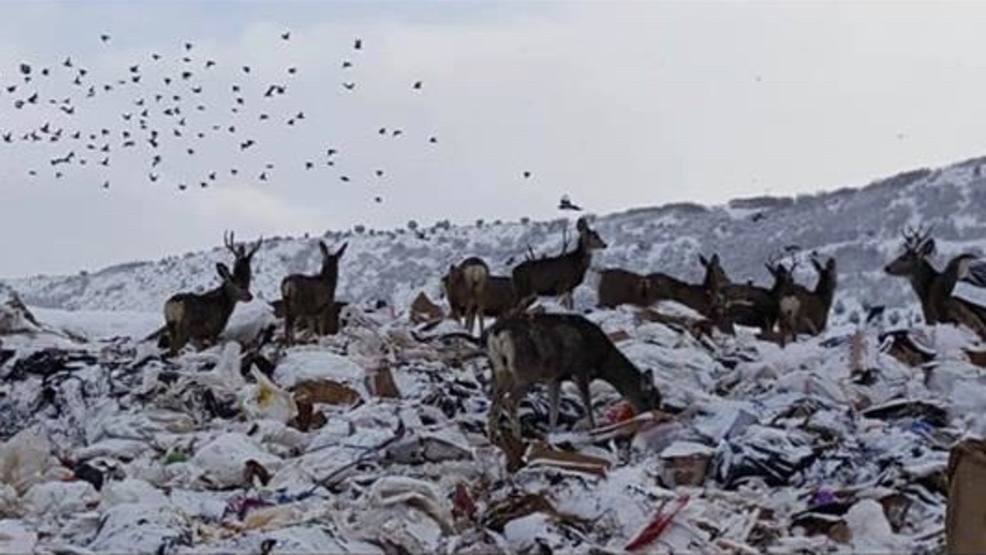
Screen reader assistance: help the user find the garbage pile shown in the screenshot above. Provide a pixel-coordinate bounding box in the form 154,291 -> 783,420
0,300 -> 980,553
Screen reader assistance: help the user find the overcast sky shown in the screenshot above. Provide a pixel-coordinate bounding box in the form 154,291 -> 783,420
2,1 -> 986,278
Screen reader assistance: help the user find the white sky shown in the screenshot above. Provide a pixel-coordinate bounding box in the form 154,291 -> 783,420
2,1 -> 986,277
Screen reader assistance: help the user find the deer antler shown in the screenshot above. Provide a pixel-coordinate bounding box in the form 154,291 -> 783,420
224,230 -> 243,257
902,225 -> 934,253
246,236 -> 263,259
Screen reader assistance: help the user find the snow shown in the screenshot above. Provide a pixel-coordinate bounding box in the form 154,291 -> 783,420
7,156 -> 986,551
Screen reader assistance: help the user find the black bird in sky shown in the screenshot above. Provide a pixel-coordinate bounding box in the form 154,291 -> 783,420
558,195 -> 582,211
354,38 -> 362,50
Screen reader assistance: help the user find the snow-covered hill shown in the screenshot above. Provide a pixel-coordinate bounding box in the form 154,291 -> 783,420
8,155 -> 986,325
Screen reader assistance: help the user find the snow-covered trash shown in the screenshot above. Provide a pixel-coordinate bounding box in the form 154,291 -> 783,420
0,293 -> 976,553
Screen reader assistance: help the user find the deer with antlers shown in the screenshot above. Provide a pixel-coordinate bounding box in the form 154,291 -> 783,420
885,226 -> 986,339
162,231 -> 263,357
280,241 -> 348,344
511,217 -> 607,309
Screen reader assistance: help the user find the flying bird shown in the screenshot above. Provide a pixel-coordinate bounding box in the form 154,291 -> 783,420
281,31 -> 291,40
354,38 -> 362,49
413,81 -> 422,89
100,34 -> 110,42
558,195 -> 582,211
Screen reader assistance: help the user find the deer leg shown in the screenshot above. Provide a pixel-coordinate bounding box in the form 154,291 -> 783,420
576,376 -> 595,429
487,373 -> 506,441
547,380 -> 561,431
166,322 -> 181,357
283,308 -> 295,345
506,391 -> 523,440
305,316 -> 319,340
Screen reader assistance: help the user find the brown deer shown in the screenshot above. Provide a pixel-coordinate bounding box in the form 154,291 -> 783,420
596,268 -> 651,308
162,232 -> 262,357
163,263 -> 254,357
884,227 -> 986,339
224,231 -> 263,289
270,299 -> 349,335
485,311 -> 663,441
441,256 -> 490,334
721,256 -> 795,338
511,217 -> 607,309
645,254 -> 729,315
280,241 -> 348,344
777,256 -> 838,343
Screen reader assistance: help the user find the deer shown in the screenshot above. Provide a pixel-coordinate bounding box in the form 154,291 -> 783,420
645,254 -> 729,315
511,217 -> 607,309
720,255 -> 796,338
270,298 -> 349,335
224,231 -> 263,290
485,309 -> 663,441
884,226 -> 986,339
280,241 -> 348,344
162,232 -> 262,357
777,256 -> 838,343
441,256 -> 490,334
596,268 -> 651,309
157,231 -> 263,357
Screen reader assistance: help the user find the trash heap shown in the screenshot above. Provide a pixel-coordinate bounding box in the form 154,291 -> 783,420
0,298 -> 979,554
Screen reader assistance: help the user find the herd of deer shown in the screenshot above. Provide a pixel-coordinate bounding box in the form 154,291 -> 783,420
159,221 -> 986,441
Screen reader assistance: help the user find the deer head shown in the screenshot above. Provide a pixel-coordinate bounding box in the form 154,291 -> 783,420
885,226 -> 935,276
317,241 -> 348,280
576,217 -> 607,250
224,230 -> 263,288
699,253 -> 729,290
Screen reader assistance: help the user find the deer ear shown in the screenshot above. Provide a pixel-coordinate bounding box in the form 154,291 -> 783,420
711,253 -> 719,264
319,241 -> 330,257
576,217 -> 588,232
216,262 -> 232,280
699,255 -> 708,267
336,242 -> 348,257
812,258 -> 824,273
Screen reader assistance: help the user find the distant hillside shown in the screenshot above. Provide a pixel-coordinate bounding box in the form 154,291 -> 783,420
8,155 -> 986,326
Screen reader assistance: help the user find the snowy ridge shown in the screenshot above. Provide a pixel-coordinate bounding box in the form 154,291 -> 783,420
7,154 -> 986,323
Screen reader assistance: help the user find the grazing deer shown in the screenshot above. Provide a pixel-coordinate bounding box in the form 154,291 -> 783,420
162,232 -> 262,357
441,256 -> 490,334
645,254 -> 729,316
884,227 -> 986,339
485,310 -> 663,440
597,268 -> 651,308
163,263 -> 254,357
280,241 -> 348,344
511,217 -> 607,309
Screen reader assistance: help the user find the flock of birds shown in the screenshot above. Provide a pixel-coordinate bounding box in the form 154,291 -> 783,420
0,30 -> 581,210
